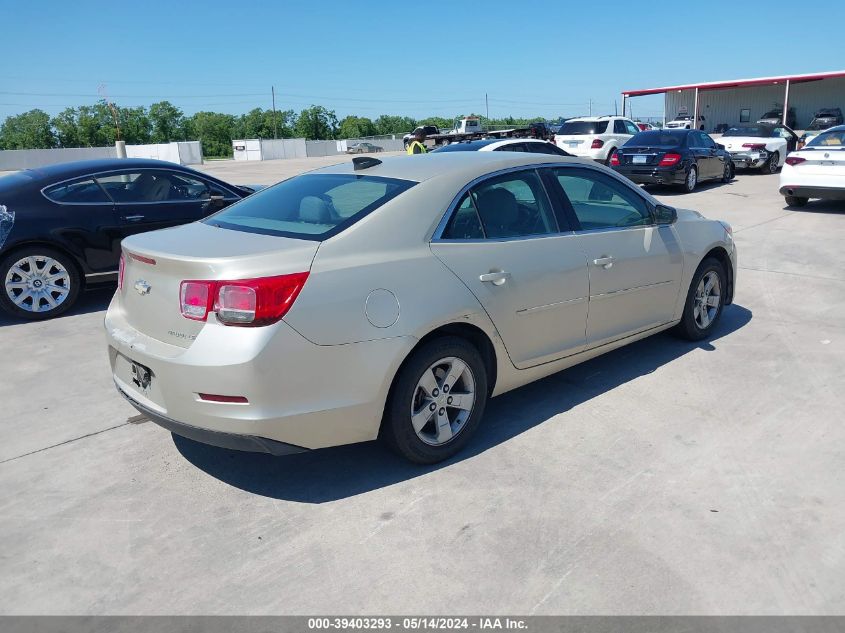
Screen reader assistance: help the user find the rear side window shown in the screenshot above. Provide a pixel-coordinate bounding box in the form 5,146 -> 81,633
558,121 -> 608,135
442,170 -> 557,240
527,142 -> 569,155
43,178 -> 110,204
205,174 -> 416,240
552,168 -> 651,230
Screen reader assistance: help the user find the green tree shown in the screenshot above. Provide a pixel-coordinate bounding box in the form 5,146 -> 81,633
149,101 -> 186,143
51,108 -> 81,148
294,105 -> 338,140
373,115 -> 417,136
338,115 -> 376,139
188,111 -> 237,157
418,116 -> 453,130
119,106 -> 152,144
237,107 -> 295,139
75,102 -> 118,146
0,109 -> 56,149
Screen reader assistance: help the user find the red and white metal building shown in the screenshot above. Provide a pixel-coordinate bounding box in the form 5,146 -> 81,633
622,70 -> 845,132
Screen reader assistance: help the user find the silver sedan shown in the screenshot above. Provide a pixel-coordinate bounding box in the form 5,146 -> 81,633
105,153 -> 736,464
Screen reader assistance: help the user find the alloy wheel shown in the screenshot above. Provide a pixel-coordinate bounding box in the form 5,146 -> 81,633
686,167 -> 697,191
693,271 -> 721,330
410,356 -> 476,446
768,152 -> 780,174
4,255 -> 71,313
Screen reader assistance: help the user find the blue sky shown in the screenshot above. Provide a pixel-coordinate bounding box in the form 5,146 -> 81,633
2,0 -> 844,123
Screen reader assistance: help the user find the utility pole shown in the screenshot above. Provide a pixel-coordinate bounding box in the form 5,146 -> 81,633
589,99 -> 592,116
271,86 -> 278,139
485,93 -> 489,124
614,100 -> 617,116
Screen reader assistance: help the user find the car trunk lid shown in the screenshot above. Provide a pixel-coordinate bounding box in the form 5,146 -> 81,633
119,222 -> 319,348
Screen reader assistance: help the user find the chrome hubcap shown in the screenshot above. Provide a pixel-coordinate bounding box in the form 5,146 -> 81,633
410,356 -> 476,446
693,271 -> 721,330
4,255 -> 71,313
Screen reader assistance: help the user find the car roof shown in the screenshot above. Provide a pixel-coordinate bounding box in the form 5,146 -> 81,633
19,158 -> 198,183
432,138 -> 550,152
308,152 -> 581,183
565,116 -> 619,122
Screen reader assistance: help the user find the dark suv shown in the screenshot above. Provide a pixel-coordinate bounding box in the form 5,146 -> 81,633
758,107 -> 797,129
808,108 -> 843,130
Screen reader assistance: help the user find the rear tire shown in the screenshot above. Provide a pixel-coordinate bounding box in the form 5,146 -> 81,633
762,151 -> 780,174
0,247 -> 81,321
674,258 -> 726,341
721,160 -> 734,183
785,195 -> 808,207
381,337 -> 488,464
681,165 -> 698,192
604,149 -> 617,166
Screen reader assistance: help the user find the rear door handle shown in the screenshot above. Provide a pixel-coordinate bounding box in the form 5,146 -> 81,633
479,271 -> 511,286
124,215 -> 145,222
592,256 -> 615,269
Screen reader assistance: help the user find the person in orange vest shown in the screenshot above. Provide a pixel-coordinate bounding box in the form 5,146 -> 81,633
406,128 -> 427,155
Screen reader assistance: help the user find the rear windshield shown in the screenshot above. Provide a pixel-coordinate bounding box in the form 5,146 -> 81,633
204,173 -> 416,240
625,131 -> 684,147
558,121 -> 608,135
723,126 -> 768,137
805,130 -> 845,148
761,111 -> 780,118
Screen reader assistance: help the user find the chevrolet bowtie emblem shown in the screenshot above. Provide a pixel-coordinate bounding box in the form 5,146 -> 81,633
134,280 -> 151,295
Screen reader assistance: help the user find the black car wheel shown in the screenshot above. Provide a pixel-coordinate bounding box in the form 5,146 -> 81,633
0,247 -> 81,320
763,151 -> 780,174
721,160 -> 734,183
604,149 -> 617,166
675,257 -> 726,341
682,165 -> 698,192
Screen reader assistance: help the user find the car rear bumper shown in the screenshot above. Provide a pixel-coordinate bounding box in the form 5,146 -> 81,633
105,295 -> 415,451
779,185 -> 845,200
613,165 -> 686,185
730,151 -> 768,168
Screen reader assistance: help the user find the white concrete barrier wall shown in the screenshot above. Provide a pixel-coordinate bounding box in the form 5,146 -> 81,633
0,146 -> 116,171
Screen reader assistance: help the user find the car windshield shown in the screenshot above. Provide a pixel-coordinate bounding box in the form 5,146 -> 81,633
805,130 -> 845,148
723,126 -> 768,137
558,121 -> 608,135
625,131 -> 684,147
204,173 -> 416,240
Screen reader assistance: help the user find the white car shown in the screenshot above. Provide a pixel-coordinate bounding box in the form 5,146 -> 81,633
431,138 -> 571,156
666,114 -> 705,130
720,123 -> 799,174
779,125 -> 845,207
554,116 -> 639,164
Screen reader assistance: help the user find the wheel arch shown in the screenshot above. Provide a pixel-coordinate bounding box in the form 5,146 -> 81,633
702,246 -> 734,305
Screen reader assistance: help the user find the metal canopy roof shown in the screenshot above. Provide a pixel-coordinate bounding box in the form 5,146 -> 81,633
623,70 -> 845,97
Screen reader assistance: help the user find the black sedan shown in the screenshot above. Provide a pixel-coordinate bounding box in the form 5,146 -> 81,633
610,129 -> 734,192
0,158 -> 254,320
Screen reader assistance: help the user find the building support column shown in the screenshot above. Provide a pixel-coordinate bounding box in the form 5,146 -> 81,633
692,87 -> 700,130
783,79 -> 791,127
622,94 -> 627,119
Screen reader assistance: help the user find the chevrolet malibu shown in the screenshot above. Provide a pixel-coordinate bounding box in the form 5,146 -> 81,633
106,153 -> 737,464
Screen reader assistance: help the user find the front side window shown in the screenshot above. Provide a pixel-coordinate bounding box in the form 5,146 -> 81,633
614,120 -> 627,134
43,178 -> 110,204
528,142 -> 569,155
95,171 -> 174,203
205,173 -> 415,239
551,168 -> 652,230
494,143 -> 528,152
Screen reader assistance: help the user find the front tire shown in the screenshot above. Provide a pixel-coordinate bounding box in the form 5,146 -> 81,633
381,337 -> 488,464
674,258 -> 726,341
0,247 -> 81,320
785,195 -> 808,207
721,160 -> 734,183
763,151 -> 780,174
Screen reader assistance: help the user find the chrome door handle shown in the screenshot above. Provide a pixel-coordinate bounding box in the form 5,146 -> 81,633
592,256 -> 615,269
124,215 -> 145,222
479,271 -> 511,286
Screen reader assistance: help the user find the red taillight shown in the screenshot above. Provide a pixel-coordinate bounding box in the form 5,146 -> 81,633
118,253 -> 125,290
742,143 -> 766,150
610,152 -> 621,166
180,280 -> 214,321
785,156 -> 806,166
658,153 -> 682,166
180,273 -> 309,326
591,139 -> 604,149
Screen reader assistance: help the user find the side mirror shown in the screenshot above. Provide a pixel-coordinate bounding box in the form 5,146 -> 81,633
208,189 -> 225,202
716,143 -> 725,150
654,204 -> 677,225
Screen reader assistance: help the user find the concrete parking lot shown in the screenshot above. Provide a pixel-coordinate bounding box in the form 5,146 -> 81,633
1,156 -> 843,615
